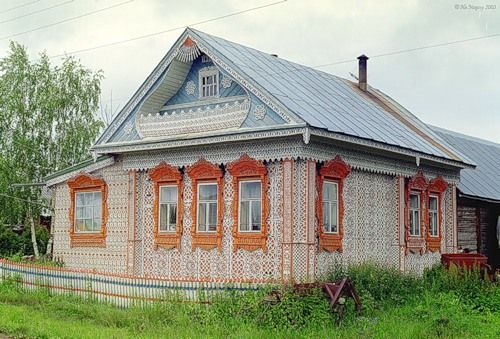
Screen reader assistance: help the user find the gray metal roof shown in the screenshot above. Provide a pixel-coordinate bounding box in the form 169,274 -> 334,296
189,28 -> 466,163
431,126 -> 500,202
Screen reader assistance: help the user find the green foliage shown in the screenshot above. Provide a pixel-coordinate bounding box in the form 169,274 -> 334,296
0,41 -> 104,239
0,223 -> 49,257
0,263 -> 500,338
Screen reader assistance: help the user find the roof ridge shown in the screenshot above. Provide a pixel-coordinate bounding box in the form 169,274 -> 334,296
430,124 -> 500,149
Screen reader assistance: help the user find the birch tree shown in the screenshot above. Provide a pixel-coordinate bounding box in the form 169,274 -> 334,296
0,41 -> 104,257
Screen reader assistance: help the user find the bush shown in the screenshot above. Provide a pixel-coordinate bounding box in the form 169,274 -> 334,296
0,223 -> 49,257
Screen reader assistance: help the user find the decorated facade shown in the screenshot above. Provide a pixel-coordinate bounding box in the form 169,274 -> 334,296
45,28 -> 474,282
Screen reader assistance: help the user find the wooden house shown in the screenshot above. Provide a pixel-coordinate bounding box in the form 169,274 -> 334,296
432,126 -> 500,269
45,28 -> 474,282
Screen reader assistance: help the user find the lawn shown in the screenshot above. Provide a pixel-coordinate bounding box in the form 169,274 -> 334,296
0,264 -> 499,338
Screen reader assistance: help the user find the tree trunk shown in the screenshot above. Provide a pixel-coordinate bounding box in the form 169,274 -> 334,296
27,199 -> 39,259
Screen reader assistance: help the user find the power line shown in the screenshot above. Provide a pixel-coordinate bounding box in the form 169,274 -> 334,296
242,31 -> 500,81
0,0 -> 74,25
49,0 -> 287,58
0,0 -> 134,41
0,0 -> 40,15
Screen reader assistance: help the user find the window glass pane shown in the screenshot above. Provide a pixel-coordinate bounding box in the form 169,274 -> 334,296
251,201 -> 261,231
322,202 -> 330,231
199,184 -> 217,201
76,193 -> 85,207
85,219 -> 93,231
160,186 -> 177,202
84,207 -> 92,219
168,204 -> 177,230
331,202 -> 338,231
429,196 -> 438,211
76,219 -> 85,232
241,181 -> 261,199
84,192 -> 93,206
76,207 -> 83,219
159,204 -> 168,231
93,192 -> 102,206
93,218 -> 101,231
323,182 -> 337,202
240,201 -> 249,231
410,194 -> 419,209
198,203 -> 206,231
93,205 -> 101,219
208,202 -> 217,231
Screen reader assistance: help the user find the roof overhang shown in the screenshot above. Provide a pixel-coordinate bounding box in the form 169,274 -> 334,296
458,191 -> 500,205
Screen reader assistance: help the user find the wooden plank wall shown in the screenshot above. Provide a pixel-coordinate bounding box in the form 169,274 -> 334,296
457,206 -> 479,252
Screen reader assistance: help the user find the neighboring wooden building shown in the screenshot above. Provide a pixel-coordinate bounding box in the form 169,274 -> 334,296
433,127 -> 500,269
45,29 -> 473,282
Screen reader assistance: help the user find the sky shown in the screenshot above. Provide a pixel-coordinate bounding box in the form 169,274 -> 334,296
0,0 -> 499,143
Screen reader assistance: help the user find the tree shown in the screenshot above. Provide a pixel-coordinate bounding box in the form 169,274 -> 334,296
0,41 -> 104,257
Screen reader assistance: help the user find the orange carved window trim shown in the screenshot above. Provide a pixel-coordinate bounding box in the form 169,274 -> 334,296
67,173 -> 107,248
186,158 -> 224,251
405,170 -> 428,254
149,161 -> 183,250
227,154 -> 268,252
317,156 -> 351,253
426,176 -> 448,253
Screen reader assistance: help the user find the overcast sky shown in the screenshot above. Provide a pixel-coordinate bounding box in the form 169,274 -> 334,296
1,0 -> 499,142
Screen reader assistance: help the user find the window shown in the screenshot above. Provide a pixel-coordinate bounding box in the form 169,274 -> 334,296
322,181 -> 339,234
149,161 -> 183,250
227,154 -> 268,252
199,67 -> 218,98
159,185 -> 178,232
428,195 -> 439,237
197,183 -> 218,232
187,158 -> 224,251
317,156 -> 351,253
67,173 -> 107,247
409,193 -> 421,236
239,181 -> 262,232
75,191 -> 102,232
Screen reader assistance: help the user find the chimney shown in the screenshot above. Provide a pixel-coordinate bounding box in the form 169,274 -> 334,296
357,54 -> 369,91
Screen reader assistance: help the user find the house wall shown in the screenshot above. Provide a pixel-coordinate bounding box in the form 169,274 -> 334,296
52,160 -> 129,273
52,137 -> 460,280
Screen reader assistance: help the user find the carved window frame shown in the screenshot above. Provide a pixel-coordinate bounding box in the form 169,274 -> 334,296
317,156 -> 351,253
426,176 -> 448,252
227,154 -> 268,252
149,161 -> 183,250
186,158 -> 224,251
67,173 -> 107,248
405,170 -> 428,254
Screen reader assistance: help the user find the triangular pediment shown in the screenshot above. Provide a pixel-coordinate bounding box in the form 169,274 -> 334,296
95,29 -> 301,146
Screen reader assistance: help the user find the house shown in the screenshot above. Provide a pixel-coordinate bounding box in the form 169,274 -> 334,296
431,126 -> 500,269
44,28 -> 474,282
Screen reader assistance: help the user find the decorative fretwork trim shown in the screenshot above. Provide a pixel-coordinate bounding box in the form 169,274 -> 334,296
67,173 -> 108,248
149,162 -> 183,250
226,154 -> 268,252
46,157 -> 115,187
317,156 -> 351,252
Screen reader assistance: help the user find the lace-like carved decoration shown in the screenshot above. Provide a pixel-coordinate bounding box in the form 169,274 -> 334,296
123,121 -> 134,135
426,176 -> 448,253
253,105 -> 266,120
176,37 -> 201,63
185,81 -> 195,95
405,170 -> 428,254
221,75 -> 232,88
227,154 -> 268,252
67,173 -> 108,248
149,161 -> 183,250
186,159 -> 224,251
317,156 -> 351,252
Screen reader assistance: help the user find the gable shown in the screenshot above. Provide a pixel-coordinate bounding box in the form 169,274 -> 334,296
100,32 -> 296,145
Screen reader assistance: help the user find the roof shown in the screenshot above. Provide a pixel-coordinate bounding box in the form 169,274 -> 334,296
93,28 -> 470,168
44,156 -> 114,186
431,126 -> 500,203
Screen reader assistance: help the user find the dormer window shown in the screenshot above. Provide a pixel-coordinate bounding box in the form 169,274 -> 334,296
199,66 -> 218,99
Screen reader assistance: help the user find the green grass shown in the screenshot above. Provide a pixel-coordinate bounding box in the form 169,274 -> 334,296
0,264 -> 499,338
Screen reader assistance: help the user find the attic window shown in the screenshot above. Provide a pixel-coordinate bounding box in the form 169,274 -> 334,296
199,66 -> 218,99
